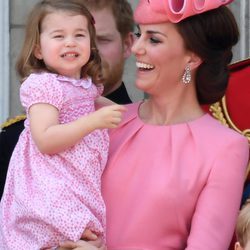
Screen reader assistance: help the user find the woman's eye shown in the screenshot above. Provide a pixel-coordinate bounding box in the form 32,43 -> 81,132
150,37 -> 161,44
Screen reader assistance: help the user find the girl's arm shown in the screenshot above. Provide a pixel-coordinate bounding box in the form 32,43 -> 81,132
95,96 -> 116,109
29,103 -> 126,155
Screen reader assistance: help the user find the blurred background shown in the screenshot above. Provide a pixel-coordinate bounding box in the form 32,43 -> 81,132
0,0 -> 249,123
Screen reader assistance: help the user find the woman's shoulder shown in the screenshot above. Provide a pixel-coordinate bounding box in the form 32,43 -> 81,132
195,114 -> 248,150
120,102 -> 141,123
124,102 -> 140,112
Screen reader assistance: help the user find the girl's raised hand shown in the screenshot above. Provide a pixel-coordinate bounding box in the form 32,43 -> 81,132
91,104 -> 126,129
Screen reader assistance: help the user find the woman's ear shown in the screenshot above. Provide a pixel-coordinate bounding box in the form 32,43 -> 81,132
188,52 -> 202,71
235,241 -> 244,250
34,44 -> 43,60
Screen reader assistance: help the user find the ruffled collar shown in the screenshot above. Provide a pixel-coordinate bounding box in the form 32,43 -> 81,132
56,75 -> 92,89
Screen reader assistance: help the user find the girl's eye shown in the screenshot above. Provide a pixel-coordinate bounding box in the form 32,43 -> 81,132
76,34 -> 85,37
53,35 -> 63,39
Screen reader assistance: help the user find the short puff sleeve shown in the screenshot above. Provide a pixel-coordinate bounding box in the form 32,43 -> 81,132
20,73 -> 64,112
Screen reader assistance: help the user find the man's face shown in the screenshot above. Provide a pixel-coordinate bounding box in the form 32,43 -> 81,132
91,7 -> 132,95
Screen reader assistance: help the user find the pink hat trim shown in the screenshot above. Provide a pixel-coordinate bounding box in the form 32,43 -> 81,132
135,0 -> 234,24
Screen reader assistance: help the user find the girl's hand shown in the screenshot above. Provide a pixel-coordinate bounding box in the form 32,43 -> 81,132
92,104 -> 126,129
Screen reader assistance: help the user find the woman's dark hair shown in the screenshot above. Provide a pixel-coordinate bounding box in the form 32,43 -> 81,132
176,6 -> 239,105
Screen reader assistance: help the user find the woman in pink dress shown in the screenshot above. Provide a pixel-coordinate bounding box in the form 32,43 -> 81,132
0,0 -> 125,249
60,0 -> 249,249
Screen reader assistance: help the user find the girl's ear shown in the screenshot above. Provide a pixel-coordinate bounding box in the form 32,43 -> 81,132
34,44 -> 43,60
235,241 -> 244,250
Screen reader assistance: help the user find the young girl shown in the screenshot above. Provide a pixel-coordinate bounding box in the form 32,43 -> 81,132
0,0 -> 125,249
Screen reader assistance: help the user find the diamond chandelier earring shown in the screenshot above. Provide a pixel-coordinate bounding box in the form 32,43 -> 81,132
182,64 -> 191,84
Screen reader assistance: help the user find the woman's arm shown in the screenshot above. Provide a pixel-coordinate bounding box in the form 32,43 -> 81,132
29,103 -> 126,154
186,136 -> 249,249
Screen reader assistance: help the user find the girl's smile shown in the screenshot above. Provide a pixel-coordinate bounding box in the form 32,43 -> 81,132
34,11 -> 91,79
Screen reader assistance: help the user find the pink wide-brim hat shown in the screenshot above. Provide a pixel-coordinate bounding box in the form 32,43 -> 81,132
134,0 -> 234,24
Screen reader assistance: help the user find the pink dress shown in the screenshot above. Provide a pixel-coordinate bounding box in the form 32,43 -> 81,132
102,102 -> 249,250
0,72 -> 109,249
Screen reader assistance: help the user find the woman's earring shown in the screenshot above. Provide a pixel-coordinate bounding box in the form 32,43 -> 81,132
182,65 -> 191,84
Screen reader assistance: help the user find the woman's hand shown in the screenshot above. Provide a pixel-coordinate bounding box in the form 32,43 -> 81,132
58,239 -> 106,250
57,229 -> 106,250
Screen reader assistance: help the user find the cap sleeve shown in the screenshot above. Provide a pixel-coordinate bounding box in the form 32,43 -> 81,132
20,73 -> 64,112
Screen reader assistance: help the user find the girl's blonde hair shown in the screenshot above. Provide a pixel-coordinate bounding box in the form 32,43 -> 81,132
16,0 -> 102,84
236,200 -> 250,248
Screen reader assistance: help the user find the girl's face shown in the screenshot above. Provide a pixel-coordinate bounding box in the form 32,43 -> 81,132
35,10 -> 91,79
132,22 -> 192,96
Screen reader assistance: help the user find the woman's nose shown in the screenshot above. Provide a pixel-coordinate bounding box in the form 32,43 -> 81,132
131,38 -> 146,55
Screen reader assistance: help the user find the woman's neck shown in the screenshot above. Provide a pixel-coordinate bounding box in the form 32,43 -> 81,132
139,91 -> 204,126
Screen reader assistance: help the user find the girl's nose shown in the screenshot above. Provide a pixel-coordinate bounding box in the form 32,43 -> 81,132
65,37 -> 76,47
